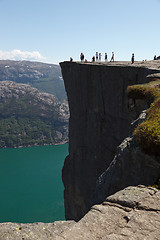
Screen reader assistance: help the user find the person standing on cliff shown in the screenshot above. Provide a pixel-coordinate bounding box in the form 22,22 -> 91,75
105,53 -> 108,61
131,53 -> 134,64
80,53 -> 84,62
96,52 -> 98,61
110,52 -> 114,61
92,56 -> 95,62
154,55 -> 157,60
99,53 -> 102,61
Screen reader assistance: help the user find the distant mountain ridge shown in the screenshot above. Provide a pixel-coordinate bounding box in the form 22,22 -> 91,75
0,81 -> 69,148
0,60 -> 66,101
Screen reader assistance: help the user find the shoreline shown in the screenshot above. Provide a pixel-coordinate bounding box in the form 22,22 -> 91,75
0,140 -> 69,150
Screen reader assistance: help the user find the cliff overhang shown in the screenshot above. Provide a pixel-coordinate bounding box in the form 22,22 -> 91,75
60,60 -> 160,221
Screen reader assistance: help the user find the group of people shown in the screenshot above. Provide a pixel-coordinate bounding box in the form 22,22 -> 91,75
92,52 -> 114,62
70,52 -> 136,64
81,52 -> 115,62
70,53 -> 160,64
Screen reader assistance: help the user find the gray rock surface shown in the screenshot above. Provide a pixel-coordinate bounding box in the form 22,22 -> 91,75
0,60 -> 59,82
0,81 -> 58,109
60,61 -> 160,221
0,221 -> 75,240
0,60 -> 67,101
92,136 -> 160,205
0,80 -> 69,122
60,186 -> 160,240
146,72 -> 160,80
0,186 -> 159,239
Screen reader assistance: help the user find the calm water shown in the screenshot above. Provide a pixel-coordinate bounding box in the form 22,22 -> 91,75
0,144 -> 68,223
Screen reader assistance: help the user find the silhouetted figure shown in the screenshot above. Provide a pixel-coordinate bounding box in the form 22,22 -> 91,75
92,56 -> 95,62
99,53 -> 102,61
105,53 -> 108,61
96,52 -> 98,61
80,53 -> 84,62
70,57 -> 73,62
154,55 -> 157,60
110,52 -> 114,61
131,53 -> 134,64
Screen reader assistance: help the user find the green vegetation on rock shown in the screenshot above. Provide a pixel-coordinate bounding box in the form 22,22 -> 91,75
151,178 -> 160,190
127,79 -> 160,155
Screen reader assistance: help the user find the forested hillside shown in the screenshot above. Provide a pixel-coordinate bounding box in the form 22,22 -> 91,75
0,81 -> 69,148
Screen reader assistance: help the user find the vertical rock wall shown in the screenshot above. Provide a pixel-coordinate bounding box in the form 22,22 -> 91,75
60,62 -> 159,221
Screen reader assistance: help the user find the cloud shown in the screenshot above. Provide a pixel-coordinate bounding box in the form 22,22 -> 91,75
0,49 -> 46,61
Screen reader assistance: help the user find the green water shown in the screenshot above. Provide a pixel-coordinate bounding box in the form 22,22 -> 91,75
0,144 -> 68,223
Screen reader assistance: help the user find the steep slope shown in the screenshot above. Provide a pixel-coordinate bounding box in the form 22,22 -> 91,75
0,81 -> 69,148
0,60 -> 66,101
60,61 -> 160,221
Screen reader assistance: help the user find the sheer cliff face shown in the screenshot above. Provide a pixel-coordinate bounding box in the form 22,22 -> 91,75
60,62 -> 159,221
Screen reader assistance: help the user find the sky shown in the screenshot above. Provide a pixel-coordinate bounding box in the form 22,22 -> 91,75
0,0 -> 160,64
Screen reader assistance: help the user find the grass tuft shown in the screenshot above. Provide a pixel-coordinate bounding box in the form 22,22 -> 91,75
127,79 -> 160,155
150,178 -> 160,190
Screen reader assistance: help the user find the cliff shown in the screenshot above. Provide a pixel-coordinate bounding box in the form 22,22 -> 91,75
60,61 -> 160,221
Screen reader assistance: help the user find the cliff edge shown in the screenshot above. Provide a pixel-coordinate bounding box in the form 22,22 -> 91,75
60,61 -> 160,221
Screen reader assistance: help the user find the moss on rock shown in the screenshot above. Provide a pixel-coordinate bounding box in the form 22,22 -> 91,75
127,79 -> 160,155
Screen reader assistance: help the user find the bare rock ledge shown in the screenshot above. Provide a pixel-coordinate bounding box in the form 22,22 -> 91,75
0,186 -> 159,239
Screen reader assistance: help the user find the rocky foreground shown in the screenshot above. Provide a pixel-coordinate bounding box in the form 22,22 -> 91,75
0,186 -> 159,239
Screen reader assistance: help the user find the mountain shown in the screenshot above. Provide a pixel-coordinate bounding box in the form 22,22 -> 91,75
0,60 -> 66,101
0,81 -> 69,148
